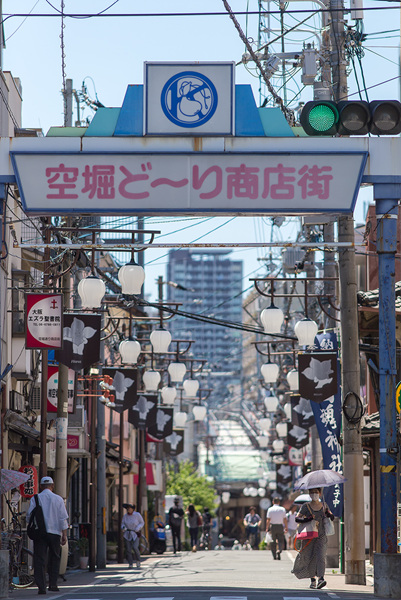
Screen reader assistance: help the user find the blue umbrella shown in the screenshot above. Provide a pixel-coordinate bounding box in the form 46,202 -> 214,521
294,469 -> 346,490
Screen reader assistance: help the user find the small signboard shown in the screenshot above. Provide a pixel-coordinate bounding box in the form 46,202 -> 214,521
18,465 -> 38,498
47,365 -> 75,413
26,293 -> 63,349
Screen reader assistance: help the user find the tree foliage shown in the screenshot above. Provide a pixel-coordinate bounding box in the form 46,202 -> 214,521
166,460 -> 217,513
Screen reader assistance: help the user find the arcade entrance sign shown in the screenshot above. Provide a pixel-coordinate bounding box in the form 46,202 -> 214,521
10,150 -> 367,215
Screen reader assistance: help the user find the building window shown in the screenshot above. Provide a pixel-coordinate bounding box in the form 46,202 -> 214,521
12,271 -> 30,337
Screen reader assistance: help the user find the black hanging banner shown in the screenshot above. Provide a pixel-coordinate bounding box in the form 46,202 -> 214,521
147,407 -> 174,441
290,394 -> 315,429
103,368 -> 137,413
56,313 -> 101,371
298,352 -> 338,402
276,464 -> 292,497
163,429 -> 184,456
287,423 -> 309,449
127,394 -> 158,429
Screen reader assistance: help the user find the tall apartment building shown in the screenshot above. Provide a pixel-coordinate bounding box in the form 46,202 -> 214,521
167,249 -> 243,406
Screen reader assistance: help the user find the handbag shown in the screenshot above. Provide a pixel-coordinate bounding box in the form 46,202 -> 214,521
324,517 -> 335,536
295,503 -> 318,540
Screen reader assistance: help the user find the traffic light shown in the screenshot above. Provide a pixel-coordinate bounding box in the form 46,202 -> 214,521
300,100 -> 401,136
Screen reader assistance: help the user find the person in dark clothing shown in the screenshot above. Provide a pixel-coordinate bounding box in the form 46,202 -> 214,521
168,497 -> 184,553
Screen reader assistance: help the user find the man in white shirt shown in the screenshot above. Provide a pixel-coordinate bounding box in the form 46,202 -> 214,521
27,476 -> 69,594
266,497 -> 288,560
121,503 -> 144,568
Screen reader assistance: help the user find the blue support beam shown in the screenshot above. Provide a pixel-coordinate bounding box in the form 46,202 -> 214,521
374,187 -> 400,554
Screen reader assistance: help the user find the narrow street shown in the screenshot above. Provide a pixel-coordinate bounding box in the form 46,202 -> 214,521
10,550 -> 375,600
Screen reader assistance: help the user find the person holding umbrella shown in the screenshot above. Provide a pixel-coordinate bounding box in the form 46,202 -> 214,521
291,487 -> 335,589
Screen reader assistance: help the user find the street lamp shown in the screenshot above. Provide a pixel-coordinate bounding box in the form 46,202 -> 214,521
248,487 -> 258,497
143,370 -> 161,391
264,393 -> 278,413
260,304 -> 284,334
287,368 -> 299,391
119,339 -> 141,364
294,317 -> 318,347
272,439 -> 285,452
283,403 -> 292,420
258,487 -> 266,497
161,386 -> 177,405
222,491 -> 231,504
150,329 -> 172,353
174,411 -> 187,427
259,417 -> 271,432
276,422 -> 288,438
257,435 -> 269,448
168,362 -> 187,383
118,259 -> 145,295
193,405 -> 207,421
77,275 -> 106,308
261,362 -> 279,384
183,379 -> 199,397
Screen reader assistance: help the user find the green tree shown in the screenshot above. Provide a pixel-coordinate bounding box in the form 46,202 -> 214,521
166,460 -> 216,513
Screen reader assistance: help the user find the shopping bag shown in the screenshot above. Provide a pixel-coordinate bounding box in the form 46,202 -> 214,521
296,520 -> 318,540
265,531 -> 273,544
324,518 -> 335,536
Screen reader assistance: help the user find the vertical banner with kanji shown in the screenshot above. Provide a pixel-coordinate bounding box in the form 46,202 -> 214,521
310,331 -> 343,517
19,465 -> 38,498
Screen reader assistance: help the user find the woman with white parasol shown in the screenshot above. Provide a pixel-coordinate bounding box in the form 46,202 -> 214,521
291,470 -> 346,590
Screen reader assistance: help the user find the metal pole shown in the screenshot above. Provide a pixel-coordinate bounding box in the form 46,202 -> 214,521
97,386 -> 107,567
376,191 -> 399,553
118,411 -> 124,564
338,214 -> 366,585
39,222 -> 51,481
89,379 -> 97,572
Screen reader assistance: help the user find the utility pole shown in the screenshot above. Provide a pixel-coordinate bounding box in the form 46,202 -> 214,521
39,222 -> 51,481
329,0 -> 365,584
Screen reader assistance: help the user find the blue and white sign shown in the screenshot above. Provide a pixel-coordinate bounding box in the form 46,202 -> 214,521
145,62 -> 235,136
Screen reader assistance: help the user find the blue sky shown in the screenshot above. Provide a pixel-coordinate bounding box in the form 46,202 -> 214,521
2,1 -> 394,299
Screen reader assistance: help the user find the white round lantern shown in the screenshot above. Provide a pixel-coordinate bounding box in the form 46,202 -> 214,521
150,329 -> 172,353
222,491 -> 231,504
287,369 -> 299,391
118,261 -> 145,295
261,362 -> 279,384
284,403 -> 292,420
260,304 -> 284,334
243,487 -> 250,496
119,339 -> 141,364
183,379 -> 199,397
264,394 -> 278,413
272,438 -> 285,452
260,451 -> 270,461
265,470 -> 276,480
258,478 -> 267,488
161,386 -> 177,405
258,487 -> 266,497
142,370 -> 161,391
193,405 -> 207,421
259,417 -> 272,432
294,317 -> 318,347
269,481 -> 277,491
168,362 -> 187,383
174,411 -> 188,427
77,275 -> 106,309
257,435 -> 269,448
276,422 -> 288,438
249,487 -> 258,497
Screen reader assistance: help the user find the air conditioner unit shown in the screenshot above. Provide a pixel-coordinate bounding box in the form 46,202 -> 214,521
9,391 -> 26,413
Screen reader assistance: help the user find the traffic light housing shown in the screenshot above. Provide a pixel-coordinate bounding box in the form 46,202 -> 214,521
300,100 -> 401,136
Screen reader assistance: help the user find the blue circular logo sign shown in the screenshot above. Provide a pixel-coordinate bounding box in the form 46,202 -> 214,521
161,71 -> 218,128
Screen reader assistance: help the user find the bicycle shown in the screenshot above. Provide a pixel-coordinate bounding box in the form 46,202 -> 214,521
139,534 -> 149,555
1,498 -> 34,589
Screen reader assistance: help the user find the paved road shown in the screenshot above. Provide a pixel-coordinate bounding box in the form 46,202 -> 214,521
10,550 -> 375,600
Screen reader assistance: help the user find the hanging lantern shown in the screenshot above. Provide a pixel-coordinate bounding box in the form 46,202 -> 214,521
193,405 -> 207,421
272,438 -> 285,452
183,379 -> 199,397
260,304 -> 284,334
269,481 -> 277,491
258,478 -> 267,488
257,435 -> 269,448
261,362 -> 279,384
161,386 -> 177,405
276,422 -> 288,438
287,369 -> 299,391
168,362 -> 187,383
258,487 -> 266,497
118,260 -> 145,295
249,487 -> 258,497
294,317 -> 318,347
174,411 -> 187,427
119,339 -> 141,364
142,370 -> 161,391
283,403 -> 292,420
260,450 -> 270,461
222,491 -> 231,504
265,470 -> 276,480
259,417 -> 271,432
77,275 -> 106,309
264,394 -> 278,413
243,487 -> 250,496
150,329 -> 172,353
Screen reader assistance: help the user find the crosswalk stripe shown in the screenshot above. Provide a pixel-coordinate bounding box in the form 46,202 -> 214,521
210,597 -> 247,600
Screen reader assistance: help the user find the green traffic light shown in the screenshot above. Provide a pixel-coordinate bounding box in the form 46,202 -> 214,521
308,104 -> 338,132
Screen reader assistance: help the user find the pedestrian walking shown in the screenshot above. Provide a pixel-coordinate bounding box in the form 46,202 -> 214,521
26,476 -> 69,594
121,503 -> 145,568
186,504 -> 202,552
291,488 -> 334,589
243,506 -> 262,548
266,497 -> 288,560
286,505 -> 298,548
168,497 -> 184,553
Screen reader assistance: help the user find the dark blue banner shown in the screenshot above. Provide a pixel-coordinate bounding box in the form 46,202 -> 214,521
310,331 -> 343,518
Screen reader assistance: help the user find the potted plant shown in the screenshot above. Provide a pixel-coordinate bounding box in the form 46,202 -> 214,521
77,537 -> 89,569
106,541 -> 118,561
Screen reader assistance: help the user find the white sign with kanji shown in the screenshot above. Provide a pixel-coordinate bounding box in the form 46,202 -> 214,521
11,151 -> 367,215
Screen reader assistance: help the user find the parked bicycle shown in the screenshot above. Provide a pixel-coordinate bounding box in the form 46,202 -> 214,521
1,497 -> 34,589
